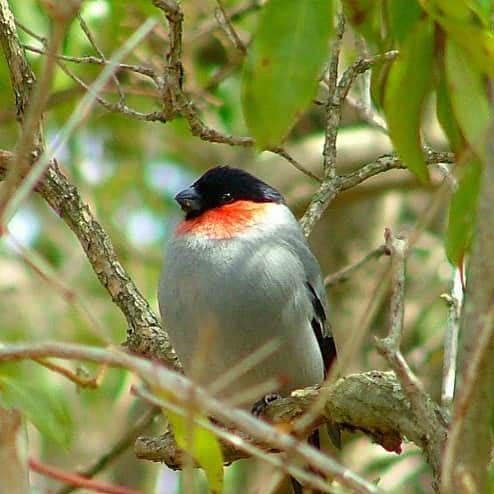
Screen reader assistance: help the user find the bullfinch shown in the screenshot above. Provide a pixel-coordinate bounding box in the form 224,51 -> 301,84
158,166 -> 338,472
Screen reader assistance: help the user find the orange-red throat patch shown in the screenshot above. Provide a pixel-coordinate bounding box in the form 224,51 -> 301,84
175,200 -> 277,239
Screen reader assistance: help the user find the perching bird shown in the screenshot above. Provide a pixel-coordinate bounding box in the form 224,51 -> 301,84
158,166 -> 339,487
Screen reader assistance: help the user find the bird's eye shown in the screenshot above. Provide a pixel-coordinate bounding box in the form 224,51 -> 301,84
220,192 -> 234,204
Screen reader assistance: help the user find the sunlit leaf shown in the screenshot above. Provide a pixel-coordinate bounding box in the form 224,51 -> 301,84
446,160 -> 482,266
0,373 -> 72,448
445,40 -> 492,160
421,0 -> 494,75
242,0 -> 334,148
384,19 -> 434,183
167,410 -> 224,494
388,0 -> 422,45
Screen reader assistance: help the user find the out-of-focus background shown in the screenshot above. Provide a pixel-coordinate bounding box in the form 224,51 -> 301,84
1,1 -> 455,493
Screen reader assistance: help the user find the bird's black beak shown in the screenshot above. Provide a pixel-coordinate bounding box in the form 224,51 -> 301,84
175,186 -> 202,214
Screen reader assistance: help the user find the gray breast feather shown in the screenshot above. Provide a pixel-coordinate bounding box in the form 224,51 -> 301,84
158,210 -> 326,404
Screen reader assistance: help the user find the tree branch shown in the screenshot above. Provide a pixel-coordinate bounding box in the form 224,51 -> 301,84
134,370 -> 447,474
0,407 -> 29,494
0,150 -> 180,370
375,230 -> 448,489
441,133 -> 494,492
0,341 -> 382,494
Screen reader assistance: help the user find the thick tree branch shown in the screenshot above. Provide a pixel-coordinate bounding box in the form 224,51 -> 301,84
0,342 -> 381,494
0,0 -> 178,369
0,150 -> 180,369
135,370 -> 447,474
441,137 -> 494,492
0,0 -> 36,121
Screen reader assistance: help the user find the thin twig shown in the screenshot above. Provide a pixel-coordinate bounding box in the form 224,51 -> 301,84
375,229 -> 447,484
0,341 -> 382,494
77,14 -> 125,103
21,43 -> 156,78
56,407 -> 158,494
324,244 -> 388,286
189,0 -> 262,42
268,146 -> 322,182
54,57 -> 164,122
322,13 -> 345,180
300,49 -> 405,237
214,0 -> 247,54
29,457 -> 141,494
0,18 -> 160,227
33,358 -> 104,389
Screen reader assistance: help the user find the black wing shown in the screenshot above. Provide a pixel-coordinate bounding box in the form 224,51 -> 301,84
306,282 -> 337,374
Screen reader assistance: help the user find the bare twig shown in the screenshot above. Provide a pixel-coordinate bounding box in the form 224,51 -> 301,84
0,1 -> 37,121
54,57 -> 165,122
337,50 -> 398,105
0,16 -> 159,226
323,13 -> 345,180
33,358 -> 104,389
324,244 -> 388,286
375,229 -> 447,487
214,0 -> 247,54
268,147 -> 322,182
153,0 -> 253,144
77,14 -> 125,103
56,407 -> 158,494
29,457 -> 140,494
301,48 -> 421,237
21,43 -> 156,78
190,0 -> 262,42
346,93 -> 388,134
301,151 -> 454,237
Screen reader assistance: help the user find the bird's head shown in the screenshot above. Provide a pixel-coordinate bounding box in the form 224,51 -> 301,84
174,166 -> 286,239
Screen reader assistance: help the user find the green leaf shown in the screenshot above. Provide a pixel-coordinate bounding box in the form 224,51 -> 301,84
436,64 -> 464,153
445,40 -> 493,160
167,410 -> 224,494
387,0 -> 422,45
341,0 -> 381,47
383,19 -> 434,183
370,56 -> 392,110
446,160 -> 482,266
242,0 -> 334,148
0,373 -> 72,448
421,0 -> 494,75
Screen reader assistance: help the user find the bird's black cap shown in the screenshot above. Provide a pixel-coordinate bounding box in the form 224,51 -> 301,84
176,166 -> 285,219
